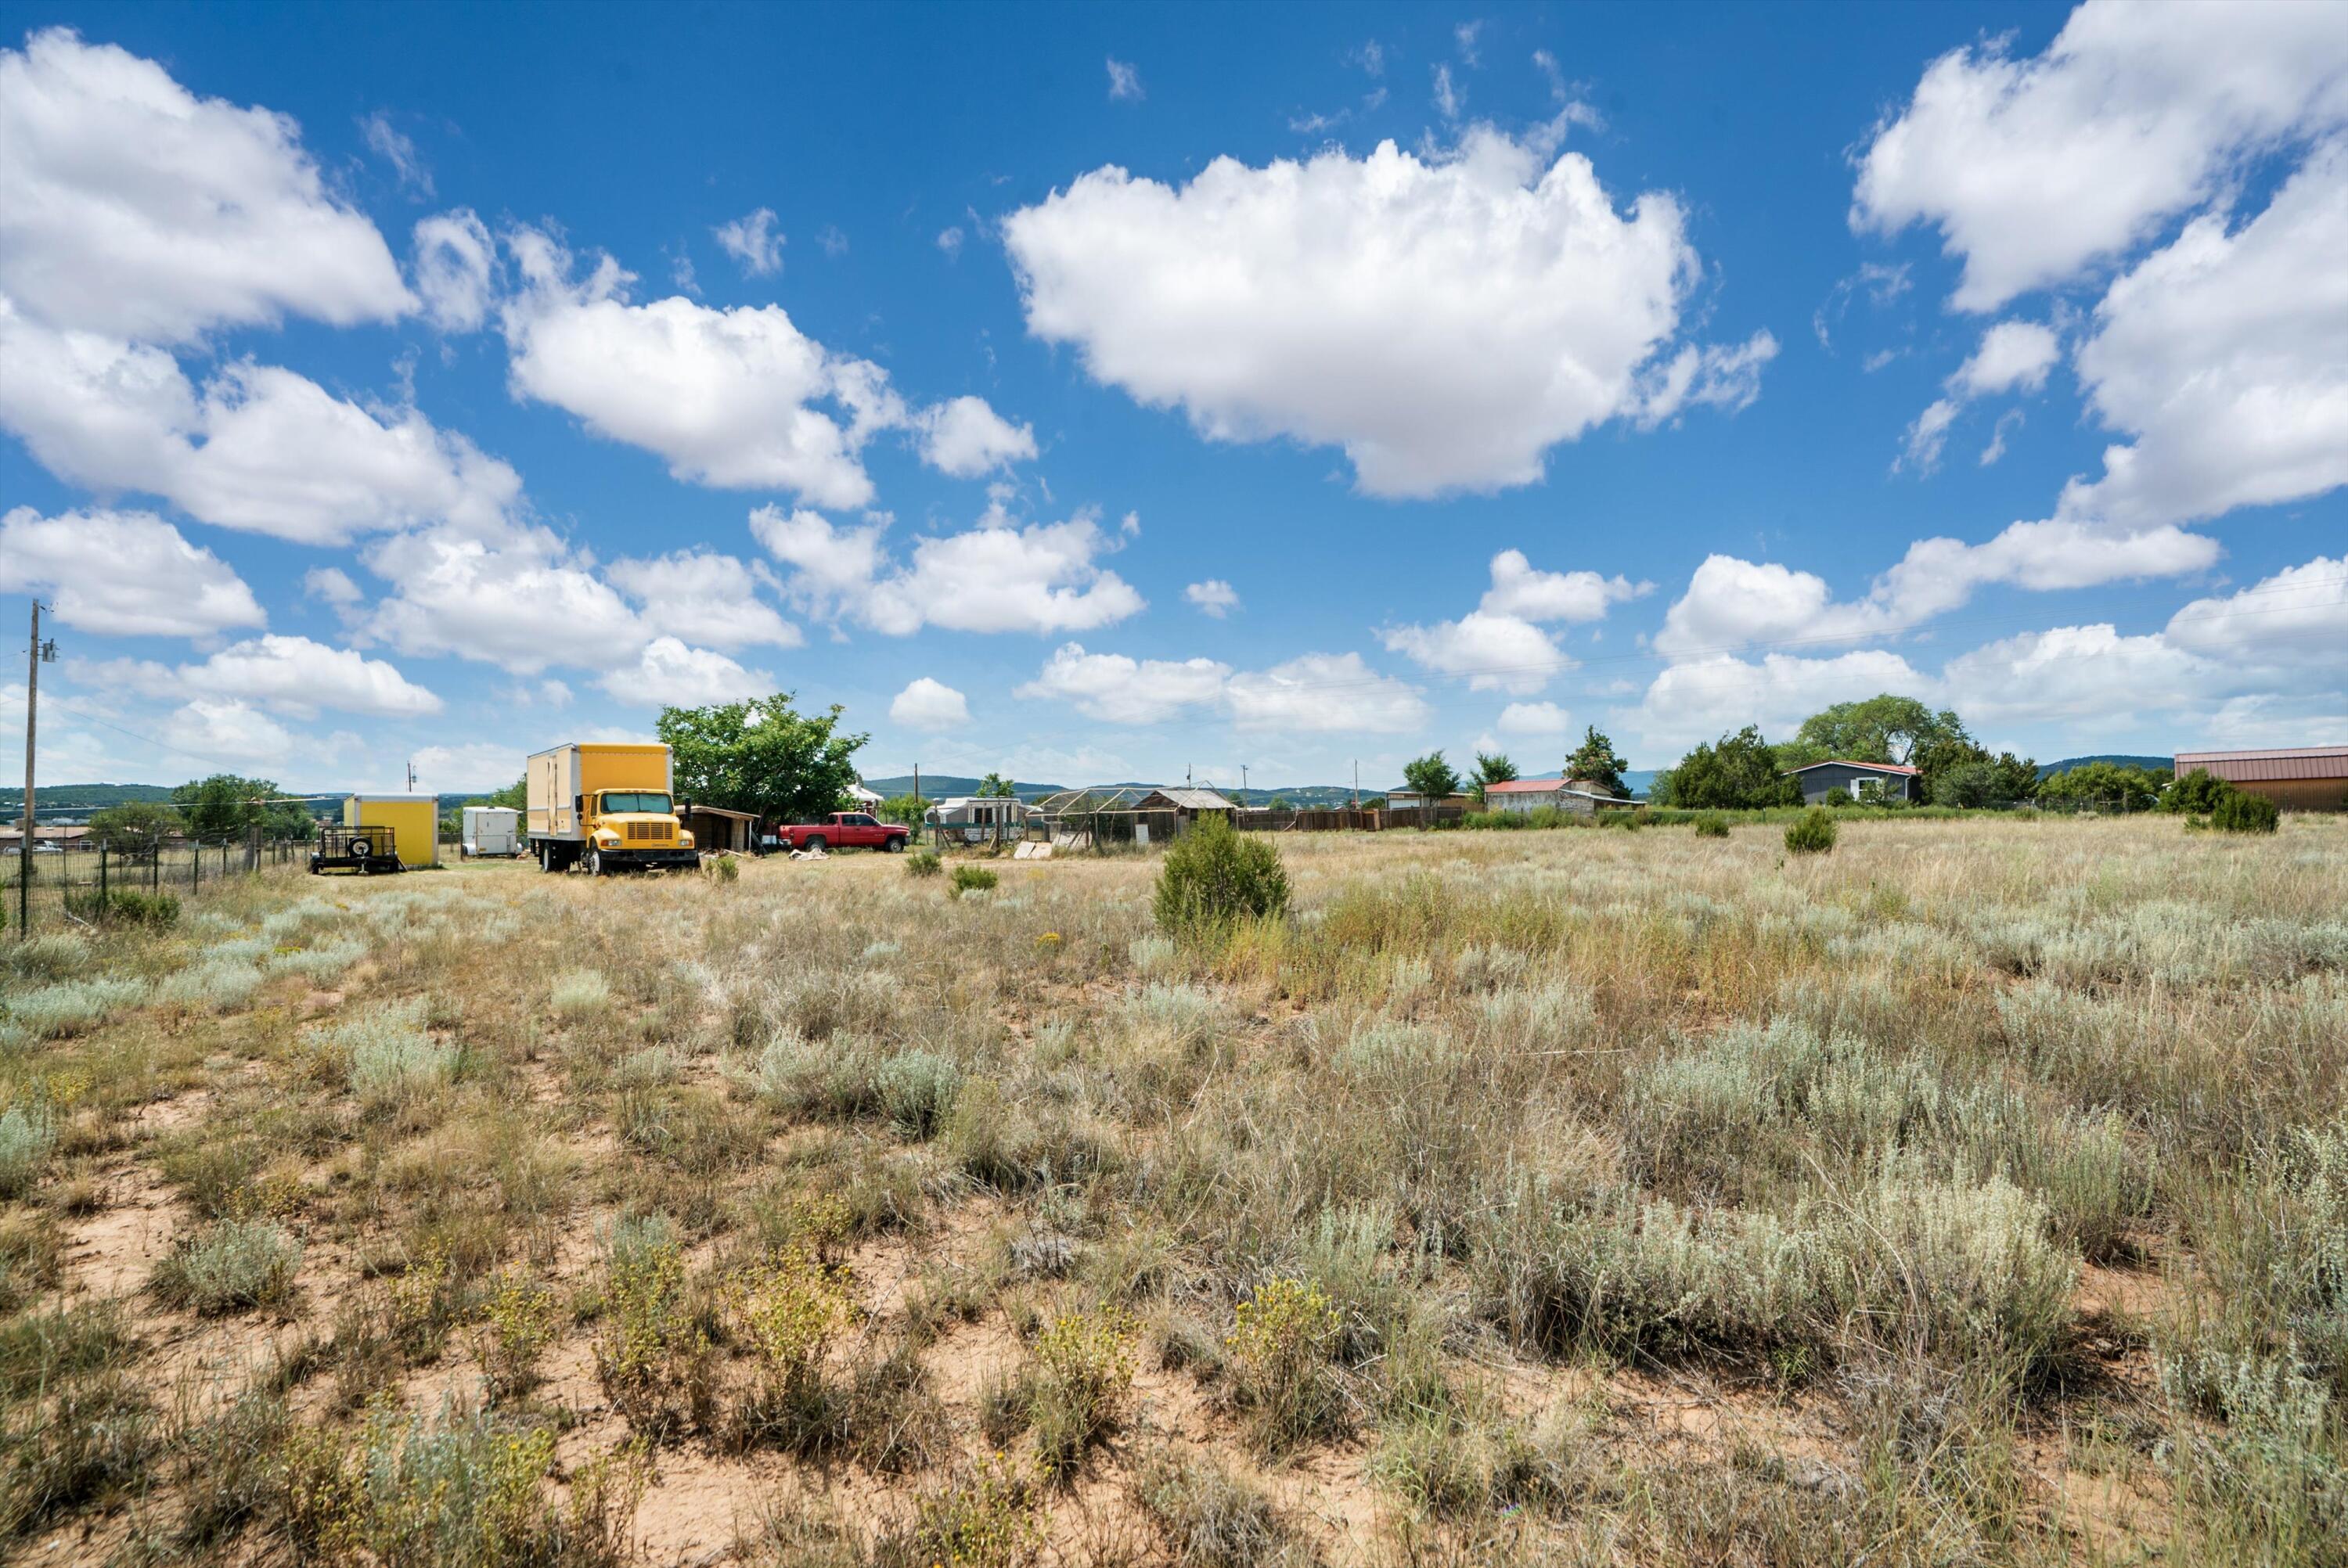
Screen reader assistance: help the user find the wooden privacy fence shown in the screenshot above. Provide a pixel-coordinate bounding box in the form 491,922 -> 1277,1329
5,838 -> 308,936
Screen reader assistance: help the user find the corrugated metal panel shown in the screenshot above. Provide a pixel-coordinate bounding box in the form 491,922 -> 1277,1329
2175,746 -> 2348,782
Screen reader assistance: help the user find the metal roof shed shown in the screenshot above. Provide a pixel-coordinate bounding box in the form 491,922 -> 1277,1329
2174,745 -> 2348,811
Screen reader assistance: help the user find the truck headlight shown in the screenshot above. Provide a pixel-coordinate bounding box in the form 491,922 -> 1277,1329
595,833 -> 620,847
679,829 -> 695,848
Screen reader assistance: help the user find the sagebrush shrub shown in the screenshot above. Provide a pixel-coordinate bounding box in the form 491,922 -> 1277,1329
550,969 -> 614,1020
1154,815 -> 1289,938
949,865 -> 998,897
152,1220 -> 301,1314
0,1105 -> 57,1199
875,1048 -> 962,1139
1694,814 -> 1730,838
1784,807 -> 1837,854
905,849 -> 942,878
5,977 -> 147,1039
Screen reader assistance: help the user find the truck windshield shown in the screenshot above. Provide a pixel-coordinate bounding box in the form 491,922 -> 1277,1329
600,793 -> 672,815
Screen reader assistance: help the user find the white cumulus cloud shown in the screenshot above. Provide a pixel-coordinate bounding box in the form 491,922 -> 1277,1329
754,503 -> 1144,637
412,209 -> 496,332
1384,549 -> 1648,693
1184,580 -> 1240,617
714,207 -> 785,276
1853,0 -> 2348,311
0,302 -> 522,544
1004,128 -> 1770,498
0,29 -> 413,342
596,637 -> 772,708
914,395 -> 1037,477
0,506 -> 264,638
602,550 -> 801,650
890,677 -> 973,731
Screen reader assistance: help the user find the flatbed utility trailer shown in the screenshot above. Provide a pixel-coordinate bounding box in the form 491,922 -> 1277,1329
308,823 -> 405,876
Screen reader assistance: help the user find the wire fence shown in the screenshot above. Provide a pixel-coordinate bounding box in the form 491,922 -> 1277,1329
4,838 -> 310,937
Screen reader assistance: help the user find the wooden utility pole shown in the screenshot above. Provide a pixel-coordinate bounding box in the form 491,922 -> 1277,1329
20,600 -> 52,940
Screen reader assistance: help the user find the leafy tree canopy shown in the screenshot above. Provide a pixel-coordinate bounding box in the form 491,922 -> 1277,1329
657,694 -> 868,825
1565,726 -> 1630,799
1794,695 -> 1968,768
1470,750 -> 1518,804
169,774 -> 314,841
86,801 -> 183,854
1652,726 -> 1802,810
878,793 -> 931,826
977,772 -> 1018,797
484,776 -> 528,811
1401,752 -> 1462,808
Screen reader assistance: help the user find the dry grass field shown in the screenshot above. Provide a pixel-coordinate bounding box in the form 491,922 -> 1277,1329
2,815 -> 2343,1566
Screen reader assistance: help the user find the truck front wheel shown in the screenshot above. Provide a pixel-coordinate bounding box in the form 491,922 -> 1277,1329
587,849 -> 604,877
884,836 -> 904,852
804,835 -> 826,853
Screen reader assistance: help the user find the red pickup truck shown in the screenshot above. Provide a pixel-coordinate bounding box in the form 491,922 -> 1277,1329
772,812 -> 910,853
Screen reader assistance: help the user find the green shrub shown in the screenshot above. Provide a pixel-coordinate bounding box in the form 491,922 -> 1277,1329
949,865 -> 998,898
706,852 -> 740,883
2212,791 -> 2281,834
2164,767 -> 2235,815
1693,814 -> 1730,839
906,849 -> 942,879
1154,815 -> 1289,938
1783,807 -> 1837,855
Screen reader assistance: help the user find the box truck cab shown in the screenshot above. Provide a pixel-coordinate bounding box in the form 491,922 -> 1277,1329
525,743 -> 698,875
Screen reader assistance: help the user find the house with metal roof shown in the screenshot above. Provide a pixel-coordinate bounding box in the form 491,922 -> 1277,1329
1784,760 -> 1921,805
1480,779 -> 1638,815
2173,745 -> 2348,811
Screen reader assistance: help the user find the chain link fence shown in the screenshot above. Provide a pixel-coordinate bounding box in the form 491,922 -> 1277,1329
5,838 -> 309,937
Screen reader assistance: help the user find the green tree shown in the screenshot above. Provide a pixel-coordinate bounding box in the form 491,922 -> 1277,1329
1469,750 -> 1518,805
2163,768 -> 2235,815
878,793 -> 931,826
86,801 -> 183,856
170,774 -> 312,841
484,775 -> 528,811
977,772 -> 1018,798
2036,760 -> 2170,812
1795,695 -> 1967,766
1267,794 -> 1292,811
657,694 -> 868,825
1656,727 -> 1801,810
1565,726 -> 1630,799
1401,753 -> 1461,829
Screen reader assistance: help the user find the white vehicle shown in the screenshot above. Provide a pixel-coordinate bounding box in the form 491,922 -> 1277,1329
460,806 -> 522,858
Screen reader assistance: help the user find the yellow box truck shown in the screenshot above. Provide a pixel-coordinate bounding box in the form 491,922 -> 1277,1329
343,794 -> 439,869
524,742 -> 698,875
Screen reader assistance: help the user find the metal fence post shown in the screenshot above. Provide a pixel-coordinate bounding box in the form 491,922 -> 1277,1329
192,841 -> 200,893
99,844 -> 107,908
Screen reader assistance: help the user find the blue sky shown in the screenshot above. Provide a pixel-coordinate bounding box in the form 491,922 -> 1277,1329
2,0 -> 2342,794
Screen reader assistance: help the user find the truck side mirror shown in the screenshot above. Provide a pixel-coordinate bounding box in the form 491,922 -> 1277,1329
574,795 -> 584,814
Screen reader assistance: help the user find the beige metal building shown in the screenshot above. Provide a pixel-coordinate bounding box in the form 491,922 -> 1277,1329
2173,745 -> 2348,811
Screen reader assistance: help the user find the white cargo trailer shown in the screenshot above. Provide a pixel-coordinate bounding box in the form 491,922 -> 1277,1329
460,806 -> 521,858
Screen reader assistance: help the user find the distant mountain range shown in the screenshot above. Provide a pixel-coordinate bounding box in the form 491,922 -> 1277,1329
2036,754 -> 2170,779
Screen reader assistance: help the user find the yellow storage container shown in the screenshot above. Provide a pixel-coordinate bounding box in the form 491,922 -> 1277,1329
344,794 -> 440,869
